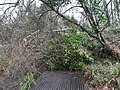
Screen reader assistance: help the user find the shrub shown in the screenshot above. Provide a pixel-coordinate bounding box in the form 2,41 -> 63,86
45,27 -> 94,71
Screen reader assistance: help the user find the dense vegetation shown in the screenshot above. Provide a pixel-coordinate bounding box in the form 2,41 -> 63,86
0,0 -> 120,90
45,27 -> 120,89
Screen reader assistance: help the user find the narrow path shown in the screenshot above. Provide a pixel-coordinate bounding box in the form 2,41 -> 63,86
30,71 -> 86,90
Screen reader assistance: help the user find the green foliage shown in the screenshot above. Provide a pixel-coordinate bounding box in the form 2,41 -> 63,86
105,23 -> 120,41
78,0 -> 107,24
47,59 -> 84,71
45,28 -> 94,71
84,38 -> 120,61
85,64 -> 120,88
20,73 -> 36,90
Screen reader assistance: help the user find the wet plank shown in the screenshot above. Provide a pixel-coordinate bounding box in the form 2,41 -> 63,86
30,71 -> 86,90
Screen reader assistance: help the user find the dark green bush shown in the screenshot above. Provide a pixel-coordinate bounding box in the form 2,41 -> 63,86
45,27 -> 94,71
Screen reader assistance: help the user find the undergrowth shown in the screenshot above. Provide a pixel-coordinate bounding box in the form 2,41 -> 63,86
44,27 -> 120,89
20,73 -> 36,90
45,27 -> 94,71
84,63 -> 120,89
0,27 -> 119,90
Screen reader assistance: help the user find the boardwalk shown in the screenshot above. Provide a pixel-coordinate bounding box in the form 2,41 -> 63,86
30,71 -> 86,90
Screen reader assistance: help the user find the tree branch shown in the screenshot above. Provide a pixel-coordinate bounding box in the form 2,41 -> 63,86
0,3 -> 16,5
40,0 -> 98,39
61,6 -> 82,14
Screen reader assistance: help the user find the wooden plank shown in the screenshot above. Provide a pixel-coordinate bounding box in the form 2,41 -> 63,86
30,71 -> 86,90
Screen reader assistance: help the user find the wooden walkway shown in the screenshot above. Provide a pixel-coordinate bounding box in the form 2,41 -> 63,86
30,71 -> 86,90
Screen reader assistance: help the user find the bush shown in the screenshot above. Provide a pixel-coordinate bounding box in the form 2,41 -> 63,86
45,27 -> 94,71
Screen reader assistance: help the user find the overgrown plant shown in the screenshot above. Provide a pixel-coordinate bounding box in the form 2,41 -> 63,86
45,28 -> 94,71
84,64 -> 120,89
20,73 -> 36,90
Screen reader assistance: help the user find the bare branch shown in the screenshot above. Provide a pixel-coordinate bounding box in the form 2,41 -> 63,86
0,3 -> 16,5
36,9 -> 52,29
61,6 -> 82,14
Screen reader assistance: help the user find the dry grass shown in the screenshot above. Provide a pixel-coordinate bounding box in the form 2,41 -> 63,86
0,39 -> 45,89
